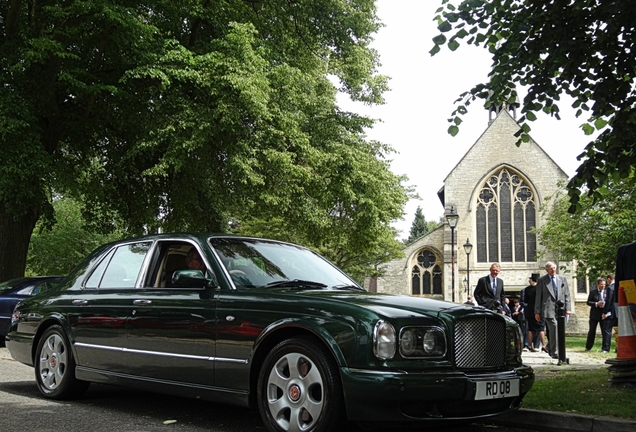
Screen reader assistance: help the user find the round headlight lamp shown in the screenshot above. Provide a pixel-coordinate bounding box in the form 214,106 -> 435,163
373,320 -> 396,360
401,329 -> 417,356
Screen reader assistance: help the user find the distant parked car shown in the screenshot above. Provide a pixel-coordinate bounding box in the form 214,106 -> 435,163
0,276 -> 63,342
6,234 -> 533,432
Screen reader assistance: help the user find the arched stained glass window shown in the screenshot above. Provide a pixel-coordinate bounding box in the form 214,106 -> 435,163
476,168 -> 537,263
411,249 -> 443,296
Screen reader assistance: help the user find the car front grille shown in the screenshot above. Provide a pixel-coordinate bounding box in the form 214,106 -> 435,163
454,316 -> 506,368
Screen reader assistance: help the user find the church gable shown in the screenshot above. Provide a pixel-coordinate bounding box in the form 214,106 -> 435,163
375,107 -> 571,301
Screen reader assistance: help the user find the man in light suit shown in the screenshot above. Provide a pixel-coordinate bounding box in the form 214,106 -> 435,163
535,261 -> 571,359
474,263 -> 505,312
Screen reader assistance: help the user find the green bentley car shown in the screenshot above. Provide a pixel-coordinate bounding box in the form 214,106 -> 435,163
7,233 -> 533,431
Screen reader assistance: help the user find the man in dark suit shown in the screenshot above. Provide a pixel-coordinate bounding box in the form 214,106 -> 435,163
474,263 -> 505,312
535,261 -> 571,359
585,277 -> 607,351
601,274 -> 618,353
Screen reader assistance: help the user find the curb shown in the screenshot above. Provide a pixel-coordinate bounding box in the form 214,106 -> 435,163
482,408 -> 636,432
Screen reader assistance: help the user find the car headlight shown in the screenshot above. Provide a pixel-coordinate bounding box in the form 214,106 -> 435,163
373,320 -> 396,360
399,326 -> 446,358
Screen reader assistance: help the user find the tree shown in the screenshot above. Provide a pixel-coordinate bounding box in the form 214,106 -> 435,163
27,197 -> 123,276
406,206 -> 429,244
536,175 -> 636,278
1,1 -> 404,280
430,0 -> 636,212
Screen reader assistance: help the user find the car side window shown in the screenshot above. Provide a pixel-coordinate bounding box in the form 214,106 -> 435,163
148,241 -> 199,288
85,242 -> 151,289
85,249 -> 115,288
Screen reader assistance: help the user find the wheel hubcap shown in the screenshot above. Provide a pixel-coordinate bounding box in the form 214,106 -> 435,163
288,384 -> 301,402
38,333 -> 68,391
266,352 -> 324,432
49,354 -> 58,370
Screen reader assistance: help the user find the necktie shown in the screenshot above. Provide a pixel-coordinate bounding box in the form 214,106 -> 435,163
492,278 -> 497,296
551,276 -> 558,299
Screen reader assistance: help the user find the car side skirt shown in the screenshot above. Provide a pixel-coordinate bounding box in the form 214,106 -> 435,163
75,366 -> 250,408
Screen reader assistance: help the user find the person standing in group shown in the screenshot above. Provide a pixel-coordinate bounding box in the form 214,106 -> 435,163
585,277 -> 608,352
511,298 -> 525,337
474,263 -> 505,312
521,273 -> 546,352
535,261 -> 571,359
602,273 -> 618,353
502,297 -> 511,315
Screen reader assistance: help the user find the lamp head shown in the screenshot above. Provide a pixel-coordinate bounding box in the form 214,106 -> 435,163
446,206 -> 459,229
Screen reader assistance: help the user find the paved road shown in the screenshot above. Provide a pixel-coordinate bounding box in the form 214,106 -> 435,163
0,346 -> 534,432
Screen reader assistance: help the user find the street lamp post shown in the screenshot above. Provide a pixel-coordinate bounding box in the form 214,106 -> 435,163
463,238 -> 473,299
446,206 -> 459,303
462,276 -> 468,302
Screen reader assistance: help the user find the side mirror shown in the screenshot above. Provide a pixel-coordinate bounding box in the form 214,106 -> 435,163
171,269 -> 217,289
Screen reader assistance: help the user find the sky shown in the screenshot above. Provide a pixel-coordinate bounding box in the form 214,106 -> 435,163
338,1 -> 595,241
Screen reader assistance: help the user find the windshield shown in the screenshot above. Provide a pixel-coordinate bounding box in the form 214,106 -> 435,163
209,238 -> 359,290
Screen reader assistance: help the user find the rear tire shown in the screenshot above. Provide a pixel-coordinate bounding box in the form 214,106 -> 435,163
257,336 -> 345,432
35,325 -> 90,399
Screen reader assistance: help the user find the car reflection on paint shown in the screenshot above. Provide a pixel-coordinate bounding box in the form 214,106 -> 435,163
6,233 -> 533,432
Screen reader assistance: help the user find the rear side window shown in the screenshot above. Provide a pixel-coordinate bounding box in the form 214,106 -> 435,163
85,242 -> 151,289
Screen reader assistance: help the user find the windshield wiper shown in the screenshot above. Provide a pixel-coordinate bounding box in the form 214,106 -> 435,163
331,284 -> 365,291
264,279 -> 328,289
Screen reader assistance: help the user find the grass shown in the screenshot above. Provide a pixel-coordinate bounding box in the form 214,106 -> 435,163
522,336 -> 636,419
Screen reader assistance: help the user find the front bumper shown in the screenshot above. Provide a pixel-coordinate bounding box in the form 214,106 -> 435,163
340,365 -> 534,423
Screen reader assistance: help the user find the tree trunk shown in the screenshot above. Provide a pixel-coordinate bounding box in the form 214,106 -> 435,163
0,203 -> 41,281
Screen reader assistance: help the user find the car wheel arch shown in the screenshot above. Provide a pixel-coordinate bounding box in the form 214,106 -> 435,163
31,315 -> 77,365
248,322 -> 349,409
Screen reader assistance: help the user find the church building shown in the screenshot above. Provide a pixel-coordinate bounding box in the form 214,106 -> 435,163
372,103 -> 590,333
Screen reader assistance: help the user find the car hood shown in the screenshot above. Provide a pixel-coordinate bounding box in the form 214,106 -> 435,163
284,289 -> 469,320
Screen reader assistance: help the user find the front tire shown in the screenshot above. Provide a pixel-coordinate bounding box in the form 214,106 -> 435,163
35,325 -> 90,399
257,336 -> 345,432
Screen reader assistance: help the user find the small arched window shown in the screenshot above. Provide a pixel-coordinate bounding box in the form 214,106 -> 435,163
476,168 -> 537,263
411,249 -> 443,296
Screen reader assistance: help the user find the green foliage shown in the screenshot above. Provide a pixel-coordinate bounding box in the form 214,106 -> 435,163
232,133 -> 411,282
0,0 -> 404,278
430,0 -> 636,212
536,175 -> 636,278
406,206 -> 430,244
27,197 -> 123,276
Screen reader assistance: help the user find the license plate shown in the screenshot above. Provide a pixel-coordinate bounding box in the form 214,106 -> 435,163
474,379 -> 520,400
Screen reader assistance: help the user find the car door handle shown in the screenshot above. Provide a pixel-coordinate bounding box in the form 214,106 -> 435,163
133,299 -> 152,305
72,299 -> 88,305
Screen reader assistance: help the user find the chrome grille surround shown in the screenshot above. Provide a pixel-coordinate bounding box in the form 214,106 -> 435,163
454,316 -> 506,368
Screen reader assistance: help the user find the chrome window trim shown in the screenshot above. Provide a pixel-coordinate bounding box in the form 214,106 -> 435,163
74,342 -> 248,364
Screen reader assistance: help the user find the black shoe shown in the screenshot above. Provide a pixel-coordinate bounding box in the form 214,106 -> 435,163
584,349 -> 591,352
529,347 -> 536,352
551,354 -> 559,359
541,347 -> 549,353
